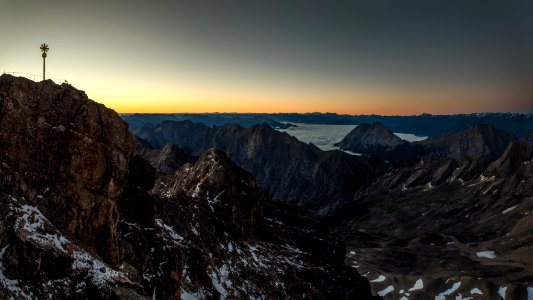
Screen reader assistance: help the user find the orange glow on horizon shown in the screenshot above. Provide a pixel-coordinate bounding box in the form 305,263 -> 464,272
86,80 -> 530,116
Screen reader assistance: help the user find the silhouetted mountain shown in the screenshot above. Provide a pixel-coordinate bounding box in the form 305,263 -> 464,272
335,122 -> 406,155
337,123 -> 519,163
136,120 -> 384,214
420,124 -> 517,162
122,113 -> 292,133
123,112 -> 533,139
267,112 -> 533,138
133,135 -> 197,173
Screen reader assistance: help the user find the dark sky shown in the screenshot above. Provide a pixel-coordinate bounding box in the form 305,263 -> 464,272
1,0 -> 532,114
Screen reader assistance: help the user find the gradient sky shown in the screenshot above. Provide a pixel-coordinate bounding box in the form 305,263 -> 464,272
1,0 -> 532,114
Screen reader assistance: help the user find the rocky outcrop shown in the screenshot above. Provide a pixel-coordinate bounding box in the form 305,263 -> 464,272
0,74 -> 133,264
335,122 -> 405,155
136,121 -> 384,214
484,142 -> 533,195
133,135 -> 197,174
165,149 -> 266,238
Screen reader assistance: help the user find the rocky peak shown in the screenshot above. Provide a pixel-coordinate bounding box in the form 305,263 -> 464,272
145,148 -> 374,298
484,141 -> 533,194
0,74 -> 134,264
166,148 -> 266,238
133,135 -> 197,174
422,124 -> 517,162
335,122 -> 405,155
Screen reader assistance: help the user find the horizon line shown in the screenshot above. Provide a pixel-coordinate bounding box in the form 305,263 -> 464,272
118,111 -> 533,117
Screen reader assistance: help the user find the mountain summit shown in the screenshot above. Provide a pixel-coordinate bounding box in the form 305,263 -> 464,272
335,122 -> 405,155
421,124 -> 517,161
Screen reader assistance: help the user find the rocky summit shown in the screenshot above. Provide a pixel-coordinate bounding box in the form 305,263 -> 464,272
0,74 -> 375,299
335,122 -> 406,156
419,124 -> 518,162
0,74 -> 134,265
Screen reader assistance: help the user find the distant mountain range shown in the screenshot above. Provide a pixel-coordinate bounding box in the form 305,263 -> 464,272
123,112 -> 533,138
122,113 -> 291,132
337,122 -> 519,162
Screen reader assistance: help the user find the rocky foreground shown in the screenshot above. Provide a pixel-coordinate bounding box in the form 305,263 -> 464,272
0,75 -> 376,299
332,131 -> 533,298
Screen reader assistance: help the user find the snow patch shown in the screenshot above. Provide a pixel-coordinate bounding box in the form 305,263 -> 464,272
71,249 -> 124,288
371,275 -> 386,282
498,286 -> 507,299
527,287 -> 533,300
14,204 -> 69,252
476,251 -> 496,259
0,245 -> 34,299
155,218 -> 184,241
408,279 -> 424,291
208,264 -> 232,297
181,290 -> 201,300
502,205 -> 518,214
377,285 -> 394,296
435,282 -> 461,300
470,288 -> 482,295
207,191 -> 224,212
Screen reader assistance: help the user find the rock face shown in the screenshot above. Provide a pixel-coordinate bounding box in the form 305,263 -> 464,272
135,120 -> 383,214
420,124 -> 517,162
119,149 -> 375,299
133,135 -> 197,174
333,140 -> 533,298
0,74 -> 133,264
335,122 -> 405,155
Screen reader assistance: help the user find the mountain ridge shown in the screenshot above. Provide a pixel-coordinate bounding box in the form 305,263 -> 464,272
135,120 -> 384,214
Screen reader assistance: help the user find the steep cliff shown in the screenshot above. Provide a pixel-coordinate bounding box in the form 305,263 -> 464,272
0,74 -> 133,264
